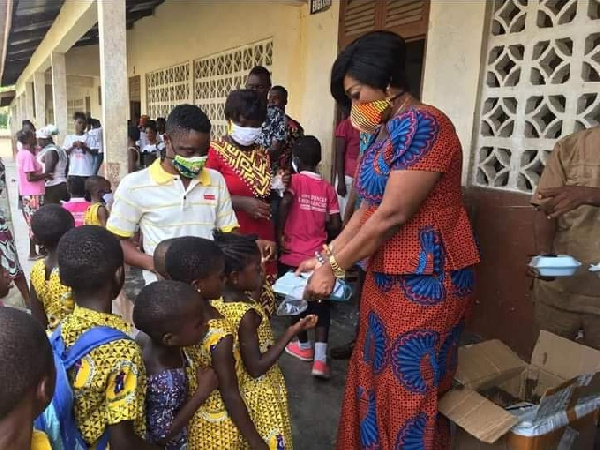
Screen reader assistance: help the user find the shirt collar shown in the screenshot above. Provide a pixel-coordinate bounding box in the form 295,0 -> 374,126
72,305 -> 131,333
148,159 -> 210,186
299,170 -> 322,180
68,198 -> 88,203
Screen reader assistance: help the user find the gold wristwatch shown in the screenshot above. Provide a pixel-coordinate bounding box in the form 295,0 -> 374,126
329,254 -> 345,279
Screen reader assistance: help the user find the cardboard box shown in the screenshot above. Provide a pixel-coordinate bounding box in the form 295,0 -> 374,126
440,332 -> 600,449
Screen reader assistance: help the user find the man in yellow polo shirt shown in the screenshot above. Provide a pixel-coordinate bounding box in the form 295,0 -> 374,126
107,105 -> 239,283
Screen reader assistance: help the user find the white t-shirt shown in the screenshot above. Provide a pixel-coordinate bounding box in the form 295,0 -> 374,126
39,144 -> 68,187
88,127 -> 103,154
63,134 -> 94,177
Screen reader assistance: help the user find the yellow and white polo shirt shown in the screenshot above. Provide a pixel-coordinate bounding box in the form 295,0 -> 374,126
106,160 -> 238,281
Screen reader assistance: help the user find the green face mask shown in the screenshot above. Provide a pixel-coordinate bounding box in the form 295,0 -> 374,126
172,155 -> 207,179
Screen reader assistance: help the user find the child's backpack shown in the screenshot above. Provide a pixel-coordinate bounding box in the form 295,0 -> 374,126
34,325 -> 131,450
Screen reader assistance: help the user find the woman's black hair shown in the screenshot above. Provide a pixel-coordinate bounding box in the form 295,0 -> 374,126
224,89 -> 267,124
128,125 -> 141,142
165,236 -> 224,284
16,128 -> 35,145
133,280 -> 199,341
31,205 -> 75,248
145,120 -> 158,133
212,230 -> 260,276
58,226 -> 124,292
292,135 -> 321,167
73,111 -> 87,123
330,30 -> 408,108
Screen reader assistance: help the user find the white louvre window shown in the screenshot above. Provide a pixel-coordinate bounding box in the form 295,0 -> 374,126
473,0 -> 600,193
145,62 -> 191,120
193,39 -> 273,139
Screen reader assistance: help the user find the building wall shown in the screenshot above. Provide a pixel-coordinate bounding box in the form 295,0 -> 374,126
126,0 -> 340,176
421,0 -> 489,184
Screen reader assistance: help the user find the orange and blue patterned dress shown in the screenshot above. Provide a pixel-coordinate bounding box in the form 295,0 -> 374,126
337,105 -> 480,450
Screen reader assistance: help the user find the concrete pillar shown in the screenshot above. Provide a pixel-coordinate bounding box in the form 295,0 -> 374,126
97,0 -> 128,186
51,52 -> 68,144
25,82 -> 35,124
33,72 -> 46,127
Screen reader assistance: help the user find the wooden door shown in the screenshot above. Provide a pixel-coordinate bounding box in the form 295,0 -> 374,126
338,0 -> 430,48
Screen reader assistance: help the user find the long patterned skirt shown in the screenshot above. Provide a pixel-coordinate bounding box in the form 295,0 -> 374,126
337,267 -> 475,450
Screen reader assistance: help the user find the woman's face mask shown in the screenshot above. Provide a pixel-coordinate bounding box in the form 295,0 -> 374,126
172,155 -> 207,179
350,99 -> 391,134
230,123 -> 262,147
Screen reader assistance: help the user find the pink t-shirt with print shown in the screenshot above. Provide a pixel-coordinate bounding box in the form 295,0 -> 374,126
16,149 -> 45,196
62,198 -> 91,227
280,172 -> 340,267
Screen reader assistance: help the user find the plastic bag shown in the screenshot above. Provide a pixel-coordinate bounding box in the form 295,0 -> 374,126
276,285 -> 308,316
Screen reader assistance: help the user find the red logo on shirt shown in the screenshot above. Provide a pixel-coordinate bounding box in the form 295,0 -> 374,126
204,194 -> 216,200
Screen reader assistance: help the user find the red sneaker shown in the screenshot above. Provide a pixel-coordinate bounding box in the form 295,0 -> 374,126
311,360 -> 331,380
285,341 -> 314,361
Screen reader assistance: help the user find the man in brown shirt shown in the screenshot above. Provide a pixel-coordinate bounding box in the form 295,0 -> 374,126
531,125 -> 600,349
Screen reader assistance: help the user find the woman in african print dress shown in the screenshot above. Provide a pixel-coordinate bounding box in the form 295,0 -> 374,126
207,90 -> 278,316
300,31 -> 480,449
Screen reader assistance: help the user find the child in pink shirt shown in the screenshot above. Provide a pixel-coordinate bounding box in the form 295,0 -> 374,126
61,177 -> 90,227
278,135 -> 341,379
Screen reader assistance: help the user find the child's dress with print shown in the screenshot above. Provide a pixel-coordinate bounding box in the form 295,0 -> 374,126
83,202 -> 103,226
186,317 -> 245,449
30,260 -> 74,330
213,300 -> 292,450
145,351 -> 196,450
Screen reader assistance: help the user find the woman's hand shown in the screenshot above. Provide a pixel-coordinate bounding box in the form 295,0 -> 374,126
237,197 -> 271,220
305,263 -> 336,300
294,257 -> 317,275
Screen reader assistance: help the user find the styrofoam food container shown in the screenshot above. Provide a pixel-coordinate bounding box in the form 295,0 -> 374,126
589,263 -> 600,278
529,255 -> 581,277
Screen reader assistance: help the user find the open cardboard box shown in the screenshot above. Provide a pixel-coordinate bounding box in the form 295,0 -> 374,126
439,332 -> 600,449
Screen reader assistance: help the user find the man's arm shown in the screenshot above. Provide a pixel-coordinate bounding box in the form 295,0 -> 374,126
532,210 -> 556,255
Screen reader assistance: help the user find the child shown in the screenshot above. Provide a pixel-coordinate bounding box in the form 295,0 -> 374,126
83,176 -> 111,226
29,205 -> 75,330
57,225 -> 159,449
153,238 -> 176,280
277,135 -> 342,379
213,231 -> 317,449
61,176 -> 90,227
134,280 -> 219,449
0,306 -> 55,450
165,236 -> 268,450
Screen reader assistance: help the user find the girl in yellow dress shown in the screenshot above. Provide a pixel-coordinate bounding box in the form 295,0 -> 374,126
213,231 -> 317,450
164,236 -> 268,450
83,176 -> 111,226
29,204 -> 75,330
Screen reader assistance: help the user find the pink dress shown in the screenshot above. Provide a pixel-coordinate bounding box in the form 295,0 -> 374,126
62,199 -> 91,227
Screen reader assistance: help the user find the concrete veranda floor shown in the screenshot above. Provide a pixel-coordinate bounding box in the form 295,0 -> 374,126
4,158 -> 355,449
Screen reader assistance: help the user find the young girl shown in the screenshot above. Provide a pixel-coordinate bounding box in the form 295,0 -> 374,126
134,280 -> 219,449
83,176 -> 111,226
213,230 -> 317,449
165,236 -> 268,450
61,177 -> 90,227
29,204 -> 75,330
277,136 -> 342,379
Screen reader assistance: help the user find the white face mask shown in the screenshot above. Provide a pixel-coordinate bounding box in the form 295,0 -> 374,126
231,123 -> 262,147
